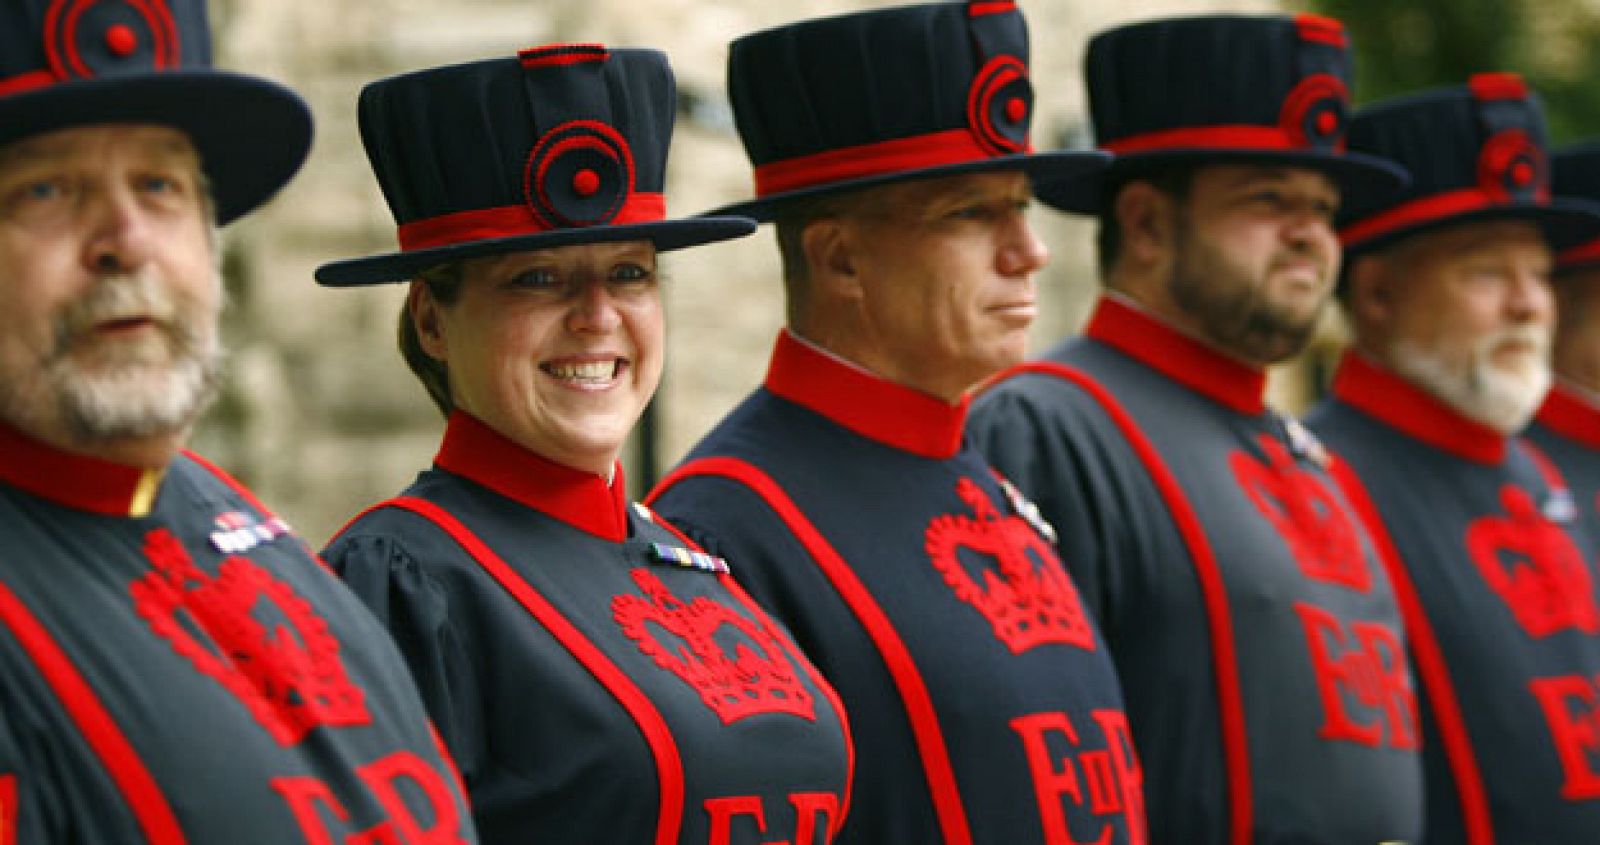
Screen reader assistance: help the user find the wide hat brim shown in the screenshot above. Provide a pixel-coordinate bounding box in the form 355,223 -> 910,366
0,70 -> 312,226
701,149 -> 1111,222
1035,147 -> 1409,215
1342,198 -> 1600,261
314,216 -> 757,287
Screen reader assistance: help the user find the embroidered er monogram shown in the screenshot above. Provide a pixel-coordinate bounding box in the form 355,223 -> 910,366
612,568 -> 815,724
1232,434 -> 1370,591
925,477 -> 1095,654
1467,485 -> 1600,638
130,528 -> 371,745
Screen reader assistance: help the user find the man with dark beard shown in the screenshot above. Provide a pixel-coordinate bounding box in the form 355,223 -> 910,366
1306,76 -> 1600,844
969,15 -> 1427,844
0,1 -> 477,841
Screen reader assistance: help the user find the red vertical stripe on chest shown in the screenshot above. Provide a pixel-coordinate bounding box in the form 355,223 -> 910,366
1327,458 -> 1495,844
650,457 -> 976,845
0,774 -> 15,845
0,582 -> 186,842
380,497 -> 685,845
1000,361 -> 1255,845
650,506 -> 857,835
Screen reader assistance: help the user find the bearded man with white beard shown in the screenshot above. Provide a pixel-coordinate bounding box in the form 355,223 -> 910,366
0,1 -> 479,840
1306,75 -> 1600,845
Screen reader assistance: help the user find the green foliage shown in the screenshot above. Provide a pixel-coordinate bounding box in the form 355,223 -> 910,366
1303,0 -> 1600,144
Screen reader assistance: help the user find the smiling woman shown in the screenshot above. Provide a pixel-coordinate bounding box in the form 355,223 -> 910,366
402,240 -> 663,477
312,42 -> 853,844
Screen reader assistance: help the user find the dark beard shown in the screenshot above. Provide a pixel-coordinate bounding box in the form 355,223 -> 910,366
1169,223 -> 1322,365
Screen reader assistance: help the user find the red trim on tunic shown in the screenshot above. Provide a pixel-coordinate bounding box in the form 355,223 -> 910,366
752,129 -> 1028,198
991,359 -> 1255,845
764,330 -> 969,460
0,773 -> 14,845
397,194 -> 666,252
649,456 -> 975,845
643,505 -> 856,831
434,411 -> 629,542
1535,383 -> 1600,450
0,424 -> 153,516
1325,457 -> 1495,845
0,581 -> 186,842
382,496 -> 684,845
1083,296 -> 1268,415
1329,352 -> 1508,464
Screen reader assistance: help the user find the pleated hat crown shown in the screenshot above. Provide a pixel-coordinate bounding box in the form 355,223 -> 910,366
712,0 -> 1109,220
1551,142 -> 1600,272
0,0 -> 312,224
315,45 -> 754,286
1038,13 -> 1405,214
1339,74 -> 1600,257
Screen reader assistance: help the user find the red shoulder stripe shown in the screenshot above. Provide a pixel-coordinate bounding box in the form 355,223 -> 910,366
1326,457 -> 1494,844
0,582 -> 186,842
380,497 -> 684,845
650,457 -> 974,844
1000,360 -> 1255,845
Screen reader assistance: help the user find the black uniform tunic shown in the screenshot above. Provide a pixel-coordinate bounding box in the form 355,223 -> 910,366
1307,352 -> 1600,845
649,330 -> 1144,845
970,296 -> 1424,845
0,423 -> 476,843
1528,382 -> 1600,561
324,412 -> 852,845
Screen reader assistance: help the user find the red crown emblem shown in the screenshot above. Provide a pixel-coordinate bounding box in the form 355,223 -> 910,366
925,477 -> 1095,654
130,528 -> 370,745
1233,434 -> 1371,592
612,569 -> 815,725
1467,485 -> 1600,638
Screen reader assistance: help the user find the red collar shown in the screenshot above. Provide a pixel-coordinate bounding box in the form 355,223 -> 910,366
1085,296 -> 1268,415
1330,351 -> 1508,464
1536,381 -> 1600,450
435,411 -> 630,542
0,423 -> 165,517
764,330 -> 968,460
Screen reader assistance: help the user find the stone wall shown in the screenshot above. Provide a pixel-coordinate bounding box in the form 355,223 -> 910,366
199,0 -> 1280,545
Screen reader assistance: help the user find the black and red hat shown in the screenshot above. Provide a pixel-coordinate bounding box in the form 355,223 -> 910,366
314,45 -> 756,287
0,0 -> 311,225
1551,142 -> 1600,272
706,0 -> 1108,222
1339,74 -> 1600,259
1037,13 -> 1407,215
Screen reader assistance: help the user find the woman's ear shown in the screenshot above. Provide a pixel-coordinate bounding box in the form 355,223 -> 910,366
408,280 -> 449,362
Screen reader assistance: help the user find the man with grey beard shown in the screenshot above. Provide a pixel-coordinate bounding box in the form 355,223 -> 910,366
969,14 -> 1424,843
1306,75 -> 1600,844
0,1 -> 477,840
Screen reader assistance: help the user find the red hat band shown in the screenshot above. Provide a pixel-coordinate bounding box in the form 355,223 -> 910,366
1104,73 -> 1349,157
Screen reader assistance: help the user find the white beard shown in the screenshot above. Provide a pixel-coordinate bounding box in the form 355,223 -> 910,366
0,270 -> 224,445
1389,326 -> 1553,435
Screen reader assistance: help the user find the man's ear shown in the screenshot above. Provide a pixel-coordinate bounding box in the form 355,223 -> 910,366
1344,253 -> 1395,336
1114,181 -> 1177,270
408,280 -> 449,362
801,216 -> 865,302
